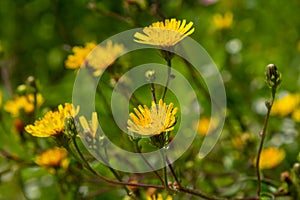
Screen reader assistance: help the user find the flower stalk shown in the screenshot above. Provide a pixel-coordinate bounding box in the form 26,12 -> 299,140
256,64 -> 281,196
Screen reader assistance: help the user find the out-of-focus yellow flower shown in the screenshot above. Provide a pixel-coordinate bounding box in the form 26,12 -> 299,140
147,193 -> 172,200
4,94 -> 44,117
88,41 -> 124,76
134,18 -> 194,47
232,133 -> 251,149
212,12 -> 233,30
79,112 -> 98,138
65,42 -> 97,69
35,147 -> 69,169
271,93 -> 300,117
25,103 -> 79,137
254,147 -> 285,169
195,117 -> 218,136
292,107 -> 300,122
127,99 -> 178,136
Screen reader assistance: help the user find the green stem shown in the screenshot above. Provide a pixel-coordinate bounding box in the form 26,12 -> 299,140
160,149 -> 169,189
256,90 -> 276,196
166,156 -> 181,188
71,137 -> 164,189
95,147 -> 133,196
178,187 -> 229,200
134,141 -> 164,185
150,83 -> 157,104
161,57 -> 172,101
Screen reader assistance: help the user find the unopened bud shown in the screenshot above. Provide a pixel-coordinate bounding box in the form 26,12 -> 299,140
64,116 -> 77,137
145,70 -> 156,82
26,76 -> 36,88
16,84 -> 27,95
293,162 -> 300,176
265,64 -> 281,88
265,100 -> 272,109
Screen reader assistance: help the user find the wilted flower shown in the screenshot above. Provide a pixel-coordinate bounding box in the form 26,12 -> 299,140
134,18 -> 194,47
4,93 -> 44,117
25,103 -> 79,137
254,147 -> 285,169
127,99 -> 178,136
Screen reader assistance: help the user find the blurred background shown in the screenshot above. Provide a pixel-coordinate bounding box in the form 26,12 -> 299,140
0,0 -> 300,199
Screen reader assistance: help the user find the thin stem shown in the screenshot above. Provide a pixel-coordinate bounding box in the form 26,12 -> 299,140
161,57 -> 172,100
256,91 -> 276,196
134,141 -> 164,185
160,149 -> 169,189
178,187 -> 228,200
150,83 -> 157,104
166,156 -> 181,188
95,147 -> 133,197
88,1 -> 135,26
71,137 -> 164,189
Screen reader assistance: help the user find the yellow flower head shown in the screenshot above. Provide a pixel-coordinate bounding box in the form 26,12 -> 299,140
212,12 -> 233,30
79,112 -> 98,138
87,40 -> 124,76
35,147 -> 69,168
292,107 -> 300,122
134,18 -> 194,47
127,99 -> 178,136
195,117 -> 218,136
271,93 -> 300,117
65,42 -> 97,69
231,133 -> 251,149
147,193 -> 173,200
254,147 -> 285,169
25,103 -> 79,137
4,93 -> 44,117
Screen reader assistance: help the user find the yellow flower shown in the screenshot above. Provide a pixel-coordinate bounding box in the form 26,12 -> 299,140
292,107 -> 300,122
212,12 -> 233,30
65,42 -> 97,69
25,103 -> 79,137
271,93 -> 300,117
4,93 -> 44,117
254,147 -> 285,169
79,112 -> 98,138
35,147 -> 69,168
147,194 -> 172,200
134,18 -> 194,47
231,133 -> 251,149
195,117 -> 218,136
127,99 -> 178,136
87,40 -> 124,76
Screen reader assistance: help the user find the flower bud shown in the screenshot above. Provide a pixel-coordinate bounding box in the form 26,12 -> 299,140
265,64 -> 281,88
145,70 -> 156,82
293,162 -> 300,176
16,84 -> 27,95
64,116 -> 77,137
